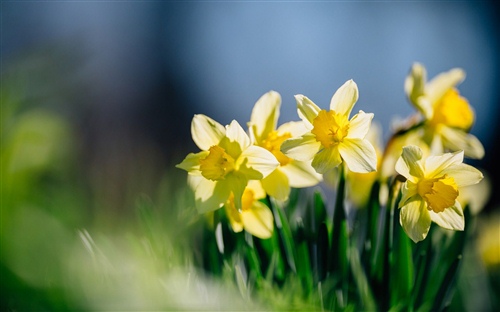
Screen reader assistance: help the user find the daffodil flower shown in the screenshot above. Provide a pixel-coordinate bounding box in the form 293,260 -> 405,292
247,91 -> 322,201
280,80 -> 377,174
395,145 -> 483,243
405,63 -> 484,159
224,181 -> 274,239
176,114 -> 279,213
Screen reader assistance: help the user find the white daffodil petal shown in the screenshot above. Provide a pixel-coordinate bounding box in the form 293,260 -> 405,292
238,145 -> 279,180
176,151 -> 208,174
424,150 -> 464,178
295,95 -> 321,126
405,62 -> 426,103
242,201 -> 274,239
338,139 -> 377,173
429,201 -> 464,231
277,121 -> 309,137
261,169 -> 290,201
225,120 -> 251,151
191,114 -> 225,151
249,91 -> 281,142
280,160 -> 323,188
347,110 -> 373,139
426,68 -> 465,105
225,204 -> 244,233
191,177 -> 230,214
312,147 -> 342,174
400,198 -> 432,243
330,79 -> 359,117
440,163 -> 483,188
399,182 -> 418,208
416,96 -> 434,120
439,126 -> 485,159
246,180 -> 266,199
396,145 -> 424,180
281,133 -> 321,162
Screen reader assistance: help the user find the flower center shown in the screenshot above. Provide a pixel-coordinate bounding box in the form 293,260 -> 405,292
311,110 -> 350,148
417,175 -> 459,213
260,131 -> 292,166
199,145 -> 235,181
431,89 -> 474,130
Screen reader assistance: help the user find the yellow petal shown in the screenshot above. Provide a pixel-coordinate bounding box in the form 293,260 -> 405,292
400,198 -> 432,243
338,138 -> 377,173
191,114 -> 225,151
249,91 -> 281,142
176,151 -> 209,174
295,94 -> 321,127
439,125 -> 485,159
281,133 -> 322,162
246,180 -> 266,199
312,146 -> 342,174
426,68 -> 465,105
224,173 -> 248,211
395,145 -> 424,181
225,199 -> 244,233
346,110 -> 374,139
237,145 -> 279,180
330,79 -> 358,117
424,150 -> 463,179
261,169 -> 290,201
241,201 -> 274,239
280,160 -> 323,188
429,200 -> 464,231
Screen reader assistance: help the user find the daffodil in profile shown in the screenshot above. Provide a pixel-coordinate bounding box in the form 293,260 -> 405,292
248,91 -> 322,201
176,114 -> 279,213
395,145 -> 483,243
224,181 -> 274,239
281,80 -> 377,174
405,63 -> 484,159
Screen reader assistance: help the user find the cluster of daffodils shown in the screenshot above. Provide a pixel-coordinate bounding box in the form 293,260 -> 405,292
177,63 -> 484,243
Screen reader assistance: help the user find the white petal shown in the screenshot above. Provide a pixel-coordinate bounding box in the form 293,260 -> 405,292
249,91 -> 281,142
281,133 -> 321,162
261,169 -> 290,201
225,120 -> 251,150
429,200 -> 464,231
395,145 -> 424,181
280,160 -> 323,188
330,79 -> 358,117
440,163 -> 483,187
276,121 -> 309,137
426,68 -> 465,105
338,138 -> 377,173
439,125 -> 485,159
295,94 -> 321,127
424,150 -> 464,179
405,62 -> 427,103
312,146 -> 342,174
191,114 -> 225,151
246,180 -> 266,199
175,151 -> 208,174
242,201 -> 274,239
347,110 -> 373,139
400,198 -> 432,243
188,175 -> 230,213
399,182 -> 418,208
237,145 -> 279,180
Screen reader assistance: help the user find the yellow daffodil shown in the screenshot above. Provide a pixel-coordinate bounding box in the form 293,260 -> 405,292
280,80 -> 377,174
247,91 -> 322,201
224,181 -> 274,239
395,145 -> 483,243
405,63 -> 484,159
176,114 -> 279,213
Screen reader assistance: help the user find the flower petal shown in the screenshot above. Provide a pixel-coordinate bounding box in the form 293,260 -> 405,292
176,151 -> 209,174
249,91 -> 281,143
281,133 -> 321,162
424,150 -> 464,179
399,181 -> 418,208
439,125 -> 485,159
242,201 -> 274,239
237,145 -> 279,180
225,120 -> 251,151
330,79 -> 359,117
295,94 -> 321,127
261,169 -> 290,201
338,138 -> 377,173
400,197 -> 432,243
429,200 -> 464,231
191,114 -> 225,151
395,145 -> 424,181
440,163 -> 483,187
312,146 -> 342,174
280,160 -> 323,188
347,110 -> 374,139
426,68 -> 465,105
405,62 -> 427,104
188,175 -> 230,213
276,121 -> 309,137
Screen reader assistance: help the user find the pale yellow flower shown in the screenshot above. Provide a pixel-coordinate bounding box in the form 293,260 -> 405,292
280,80 -> 377,174
247,91 -> 322,201
395,145 -> 483,243
405,63 -> 484,159
224,181 -> 274,239
177,114 -> 279,213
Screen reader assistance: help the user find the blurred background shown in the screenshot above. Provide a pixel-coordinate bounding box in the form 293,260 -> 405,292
2,1 -> 499,310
